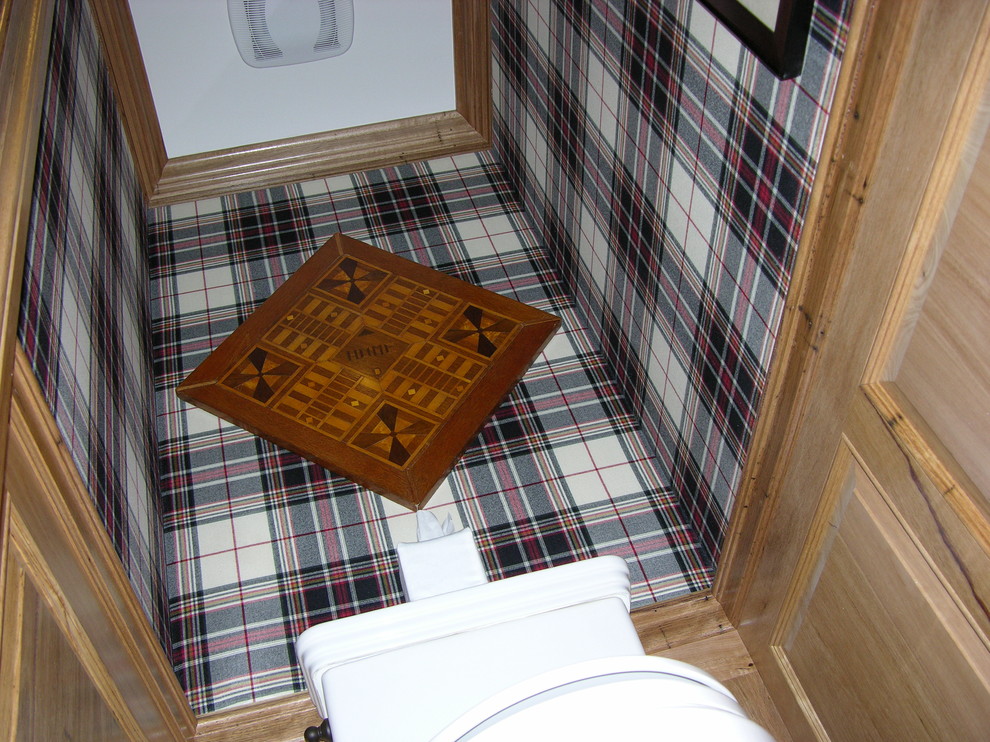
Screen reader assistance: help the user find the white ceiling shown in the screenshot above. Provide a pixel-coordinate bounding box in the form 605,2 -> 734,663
128,0 -> 456,158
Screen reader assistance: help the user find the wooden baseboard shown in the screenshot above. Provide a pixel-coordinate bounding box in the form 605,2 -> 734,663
193,693 -> 321,742
631,592 -> 791,741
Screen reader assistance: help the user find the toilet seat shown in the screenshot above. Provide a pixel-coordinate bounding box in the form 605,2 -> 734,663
432,657 -> 776,741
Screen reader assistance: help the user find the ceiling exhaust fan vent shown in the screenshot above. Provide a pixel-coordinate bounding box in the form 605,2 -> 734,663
228,0 -> 354,69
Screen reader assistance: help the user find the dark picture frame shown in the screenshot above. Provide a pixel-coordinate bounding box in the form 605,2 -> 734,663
700,0 -> 814,79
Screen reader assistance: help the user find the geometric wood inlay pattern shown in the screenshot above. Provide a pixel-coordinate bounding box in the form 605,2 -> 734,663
177,234 -> 560,509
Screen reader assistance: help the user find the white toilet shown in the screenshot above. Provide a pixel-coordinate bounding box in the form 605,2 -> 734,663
296,553 -> 775,741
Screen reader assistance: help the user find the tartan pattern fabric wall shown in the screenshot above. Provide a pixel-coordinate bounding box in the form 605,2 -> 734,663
149,154 -> 711,713
18,0 -> 168,647
491,0 -> 850,557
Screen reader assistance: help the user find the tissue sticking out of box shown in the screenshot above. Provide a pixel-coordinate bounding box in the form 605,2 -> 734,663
416,510 -> 455,541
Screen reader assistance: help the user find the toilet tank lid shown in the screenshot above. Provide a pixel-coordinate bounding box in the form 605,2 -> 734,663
431,656 -> 777,742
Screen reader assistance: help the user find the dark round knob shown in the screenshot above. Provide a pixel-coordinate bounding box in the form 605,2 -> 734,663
303,719 -> 333,741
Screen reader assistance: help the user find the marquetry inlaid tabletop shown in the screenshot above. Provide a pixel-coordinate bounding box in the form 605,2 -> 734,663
177,233 -> 560,509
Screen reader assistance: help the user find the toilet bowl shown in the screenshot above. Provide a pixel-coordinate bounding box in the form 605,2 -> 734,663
296,556 -> 774,740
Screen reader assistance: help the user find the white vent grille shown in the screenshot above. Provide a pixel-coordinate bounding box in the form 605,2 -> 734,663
228,0 -> 354,69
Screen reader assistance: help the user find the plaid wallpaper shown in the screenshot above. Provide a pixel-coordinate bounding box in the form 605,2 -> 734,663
15,0 -> 850,716
490,0 -> 850,557
17,0 -> 168,649
149,153 -> 711,713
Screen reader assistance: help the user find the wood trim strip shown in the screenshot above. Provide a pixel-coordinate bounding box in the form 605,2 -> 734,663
0,0 -> 56,488
453,0 -> 492,142
7,349 -> 195,740
713,0 -> 906,618
90,0 -> 492,207
150,110 -> 488,207
193,693 -> 321,742
0,509 -> 28,740
87,0 -> 167,200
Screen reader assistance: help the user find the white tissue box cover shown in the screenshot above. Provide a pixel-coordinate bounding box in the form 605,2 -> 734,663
295,556 -> 634,722
396,528 -> 489,601
320,597 -> 643,741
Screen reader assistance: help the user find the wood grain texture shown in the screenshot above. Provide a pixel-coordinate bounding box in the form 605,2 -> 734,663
193,693 -> 323,742
178,234 -> 559,509
631,592 -> 735,654
633,594 -> 752,681
1,560 -> 129,741
712,0 -> 877,614
5,349 -> 195,741
0,0 -> 55,498
718,0 -> 986,629
852,387 -> 990,639
782,454 -> 990,740
90,0 -> 492,206
150,110 -> 489,207
723,673 -> 792,742
896,122 -> 990,502
716,0 -> 990,738
0,518 -> 26,741
453,0 -> 492,141
87,0 -> 167,199
868,382 -> 990,557
631,593 -> 790,741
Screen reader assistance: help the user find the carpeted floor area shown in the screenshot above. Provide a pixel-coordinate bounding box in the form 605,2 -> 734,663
148,151 -> 713,714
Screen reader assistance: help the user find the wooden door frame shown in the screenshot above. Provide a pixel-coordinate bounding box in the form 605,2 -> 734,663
715,0 -> 990,734
718,0 -> 951,610
713,0 -> 879,617
88,0 -> 492,207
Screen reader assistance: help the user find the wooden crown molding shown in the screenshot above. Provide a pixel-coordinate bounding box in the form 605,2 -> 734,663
90,0 -> 492,207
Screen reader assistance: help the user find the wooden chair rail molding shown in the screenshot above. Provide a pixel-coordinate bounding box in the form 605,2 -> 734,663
0,0 -> 56,487
88,0 -> 493,207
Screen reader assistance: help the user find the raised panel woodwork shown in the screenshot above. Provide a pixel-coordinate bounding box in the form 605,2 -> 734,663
857,386 -> 990,634
779,451 -> 990,740
896,123 -> 990,503
3,351 -> 194,741
718,1 -> 990,740
1,550 -> 129,741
